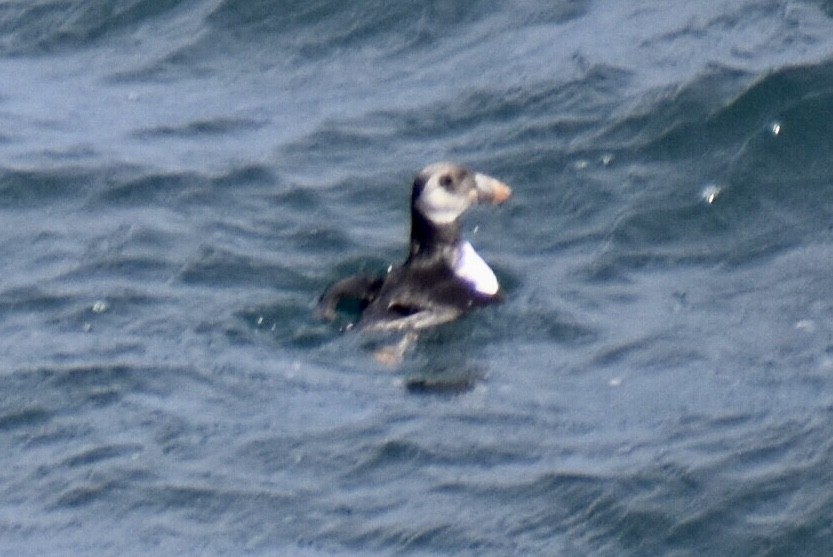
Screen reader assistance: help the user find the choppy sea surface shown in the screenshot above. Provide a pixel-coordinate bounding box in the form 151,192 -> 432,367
3,1 -> 833,555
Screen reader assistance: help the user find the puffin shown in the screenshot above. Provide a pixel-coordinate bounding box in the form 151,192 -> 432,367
318,162 -> 512,334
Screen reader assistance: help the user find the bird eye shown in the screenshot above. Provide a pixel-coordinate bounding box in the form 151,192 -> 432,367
439,174 -> 453,188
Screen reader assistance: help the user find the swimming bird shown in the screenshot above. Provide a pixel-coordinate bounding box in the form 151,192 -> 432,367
318,162 -> 511,334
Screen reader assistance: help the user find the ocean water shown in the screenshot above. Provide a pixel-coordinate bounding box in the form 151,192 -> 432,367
2,0 -> 833,555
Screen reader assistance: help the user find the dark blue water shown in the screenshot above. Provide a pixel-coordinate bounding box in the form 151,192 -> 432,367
3,1 -> 833,555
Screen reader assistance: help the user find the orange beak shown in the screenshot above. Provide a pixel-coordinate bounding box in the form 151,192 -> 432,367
473,173 -> 513,205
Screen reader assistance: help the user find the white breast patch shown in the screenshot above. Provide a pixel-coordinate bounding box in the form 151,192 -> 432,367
453,241 -> 499,296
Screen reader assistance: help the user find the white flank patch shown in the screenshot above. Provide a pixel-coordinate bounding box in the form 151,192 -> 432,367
453,241 -> 499,295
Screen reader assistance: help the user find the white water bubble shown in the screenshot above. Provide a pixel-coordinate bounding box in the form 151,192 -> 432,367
701,184 -> 722,205
92,300 -> 109,313
795,319 -> 816,333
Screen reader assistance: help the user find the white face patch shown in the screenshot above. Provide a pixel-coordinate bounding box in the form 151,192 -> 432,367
453,241 -> 499,296
414,175 -> 471,225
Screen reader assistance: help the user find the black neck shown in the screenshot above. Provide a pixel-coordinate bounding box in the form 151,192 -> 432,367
408,207 -> 461,262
